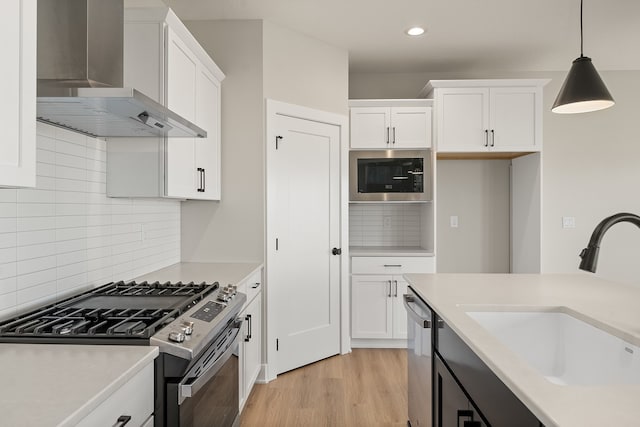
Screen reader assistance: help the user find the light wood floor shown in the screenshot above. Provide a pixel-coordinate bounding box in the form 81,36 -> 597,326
240,348 -> 408,427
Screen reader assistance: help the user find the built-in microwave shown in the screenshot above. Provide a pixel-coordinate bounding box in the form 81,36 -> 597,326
349,150 -> 432,202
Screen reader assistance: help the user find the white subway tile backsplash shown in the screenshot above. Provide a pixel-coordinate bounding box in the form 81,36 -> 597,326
17,189 -> 56,204
56,238 -> 86,254
0,233 -> 16,249
17,230 -> 56,246
0,263 -> 17,280
17,281 -> 56,305
17,203 -> 56,217
17,256 -> 57,276
0,277 -> 16,295
17,243 -> 57,261
56,204 -> 87,216
0,292 -> 16,311
37,148 -> 56,164
0,125 -> 180,320
350,203 -> 423,247
56,250 -> 87,267
0,218 -> 17,234
17,217 -> 56,232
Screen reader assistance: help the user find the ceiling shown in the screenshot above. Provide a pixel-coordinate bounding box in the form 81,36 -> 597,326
147,0 -> 639,73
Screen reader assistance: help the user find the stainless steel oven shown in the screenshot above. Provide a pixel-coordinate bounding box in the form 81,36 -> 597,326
0,280 -> 246,427
404,288 -> 433,427
165,318 -> 242,427
349,150 -> 432,202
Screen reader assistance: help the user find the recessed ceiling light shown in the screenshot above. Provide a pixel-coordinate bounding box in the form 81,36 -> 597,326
406,27 -> 425,36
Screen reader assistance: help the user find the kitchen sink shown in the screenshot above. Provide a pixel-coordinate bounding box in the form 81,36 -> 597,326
465,308 -> 640,385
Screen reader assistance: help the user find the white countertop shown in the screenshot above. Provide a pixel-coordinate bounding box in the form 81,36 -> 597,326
350,246 -> 434,257
404,273 -> 640,427
135,261 -> 263,286
0,344 -> 157,427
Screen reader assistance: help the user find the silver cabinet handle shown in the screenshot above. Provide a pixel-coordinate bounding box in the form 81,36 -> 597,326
387,280 -> 392,298
386,126 -> 390,144
490,129 -> 495,147
394,280 -> 398,297
112,415 -> 131,427
392,127 -> 396,144
484,129 -> 489,147
383,264 -> 402,267
251,282 -> 260,289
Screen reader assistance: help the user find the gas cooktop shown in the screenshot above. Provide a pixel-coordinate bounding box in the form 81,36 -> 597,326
0,280 -> 218,343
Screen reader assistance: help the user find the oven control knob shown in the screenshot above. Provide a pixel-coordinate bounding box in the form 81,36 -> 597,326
168,331 -> 186,343
181,321 -> 194,335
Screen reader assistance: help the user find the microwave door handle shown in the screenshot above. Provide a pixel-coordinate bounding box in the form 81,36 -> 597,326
178,320 -> 242,404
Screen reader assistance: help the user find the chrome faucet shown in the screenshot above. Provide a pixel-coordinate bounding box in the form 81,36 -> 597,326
579,212 -> 640,272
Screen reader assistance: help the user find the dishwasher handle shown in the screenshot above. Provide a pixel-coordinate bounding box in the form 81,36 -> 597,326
403,294 -> 432,329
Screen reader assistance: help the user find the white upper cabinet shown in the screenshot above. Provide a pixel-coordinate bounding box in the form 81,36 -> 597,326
425,80 -> 547,155
107,7 -> 224,200
349,100 -> 432,149
0,0 -> 36,188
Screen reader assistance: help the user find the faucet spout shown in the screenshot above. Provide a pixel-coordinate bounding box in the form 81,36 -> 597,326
579,212 -> 640,273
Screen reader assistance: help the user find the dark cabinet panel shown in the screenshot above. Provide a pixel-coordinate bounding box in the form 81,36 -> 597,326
435,314 -> 541,427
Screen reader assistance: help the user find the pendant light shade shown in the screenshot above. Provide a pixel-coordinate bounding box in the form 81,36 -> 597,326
551,56 -> 615,114
552,0 -> 614,114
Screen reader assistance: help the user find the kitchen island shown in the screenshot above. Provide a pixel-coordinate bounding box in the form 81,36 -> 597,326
405,273 -> 640,427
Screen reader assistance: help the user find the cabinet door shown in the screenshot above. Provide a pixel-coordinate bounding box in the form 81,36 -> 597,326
435,355 -> 488,427
192,67 -> 221,200
489,87 -> 539,152
351,275 -> 393,339
0,0 -> 35,188
436,88 -> 489,152
243,293 -> 262,400
165,27 -> 198,198
390,107 -> 431,148
350,107 -> 391,149
391,277 -> 408,338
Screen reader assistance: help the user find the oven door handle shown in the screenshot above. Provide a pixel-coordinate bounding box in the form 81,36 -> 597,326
178,319 -> 243,404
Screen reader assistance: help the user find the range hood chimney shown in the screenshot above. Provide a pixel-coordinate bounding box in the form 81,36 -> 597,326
36,0 -> 206,139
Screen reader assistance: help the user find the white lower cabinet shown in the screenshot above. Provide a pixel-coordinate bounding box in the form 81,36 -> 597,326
351,275 -> 407,339
237,268 -> 263,411
351,256 -> 434,347
76,362 -> 154,427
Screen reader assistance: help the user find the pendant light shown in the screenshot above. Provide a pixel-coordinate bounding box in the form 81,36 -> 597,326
552,0 -> 614,114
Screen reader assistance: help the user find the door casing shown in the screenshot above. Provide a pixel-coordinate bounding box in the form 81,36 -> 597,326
264,99 -> 350,382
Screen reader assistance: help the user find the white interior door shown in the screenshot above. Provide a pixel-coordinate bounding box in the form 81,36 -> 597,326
270,113 -> 341,375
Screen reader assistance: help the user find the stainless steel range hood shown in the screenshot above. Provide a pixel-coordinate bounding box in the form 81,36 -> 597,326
36,0 -> 206,139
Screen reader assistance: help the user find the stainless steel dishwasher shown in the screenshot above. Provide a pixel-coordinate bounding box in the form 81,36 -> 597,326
404,287 -> 433,427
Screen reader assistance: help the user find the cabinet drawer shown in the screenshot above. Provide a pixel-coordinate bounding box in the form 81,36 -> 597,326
237,269 -> 262,308
76,362 -> 154,427
351,256 -> 434,275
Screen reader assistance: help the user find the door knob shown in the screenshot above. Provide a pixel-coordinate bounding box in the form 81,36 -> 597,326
332,248 -> 342,255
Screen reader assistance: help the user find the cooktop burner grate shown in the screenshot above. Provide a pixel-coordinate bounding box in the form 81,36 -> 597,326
0,280 -> 219,342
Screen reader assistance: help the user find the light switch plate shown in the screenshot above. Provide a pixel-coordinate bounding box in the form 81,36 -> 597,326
450,215 -> 459,228
562,217 -> 576,228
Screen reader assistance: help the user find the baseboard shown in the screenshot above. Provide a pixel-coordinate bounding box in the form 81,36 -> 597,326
351,338 -> 407,348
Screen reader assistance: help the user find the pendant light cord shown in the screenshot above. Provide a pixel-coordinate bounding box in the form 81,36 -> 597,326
580,0 -> 584,57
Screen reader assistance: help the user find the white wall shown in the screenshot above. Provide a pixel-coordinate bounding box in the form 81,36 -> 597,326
350,70 -> 640,284
180,19 -> 349,263
263,21 -> 349,116
180,20 -> 265,263
0,123 -> 181,320
436,160 -> 511,273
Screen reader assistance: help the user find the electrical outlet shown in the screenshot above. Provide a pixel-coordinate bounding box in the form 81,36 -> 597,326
562,217 -> 576,229
383,216 -> 392,229
450,215 -> 459,228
